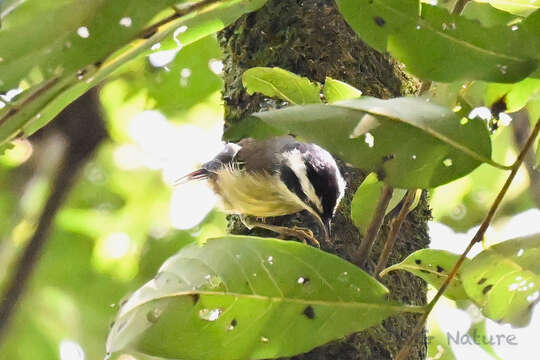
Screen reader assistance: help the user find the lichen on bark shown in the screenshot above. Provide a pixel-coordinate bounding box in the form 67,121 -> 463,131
218,1 -> 429,359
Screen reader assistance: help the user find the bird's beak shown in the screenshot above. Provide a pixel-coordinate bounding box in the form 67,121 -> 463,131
315,215 -> 332,244
324,217 -> 332,241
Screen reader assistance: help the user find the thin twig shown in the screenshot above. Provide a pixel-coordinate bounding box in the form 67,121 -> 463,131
0,158 -> 79,344
0,91 -> 106,346
451,0 -> 472,15
375,190 -> 416,277
138,0 -> 220,39
395,118 -> 540,360
511,110 -> 540,207
353,185 -> 394,268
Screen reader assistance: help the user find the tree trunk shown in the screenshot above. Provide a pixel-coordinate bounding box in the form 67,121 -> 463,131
219,1 -> 430,358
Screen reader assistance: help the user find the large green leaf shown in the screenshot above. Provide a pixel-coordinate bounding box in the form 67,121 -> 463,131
0,0 -> 179,93
0,0 -> 267,145
475,0 -> 540,16
461,234 -> 540,327
107,236 -> 424,360
350,173 -> 407,235
242,67 -> 322,104
336,0 -> 539,82
144,35 -> 223,116
254,97 -> 494,189
381,249 -> 469,301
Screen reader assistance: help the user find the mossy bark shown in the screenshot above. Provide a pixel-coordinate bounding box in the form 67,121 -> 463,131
219,1 -> 429,359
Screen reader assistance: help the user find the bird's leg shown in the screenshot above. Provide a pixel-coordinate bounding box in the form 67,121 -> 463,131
240,216 -> 320,247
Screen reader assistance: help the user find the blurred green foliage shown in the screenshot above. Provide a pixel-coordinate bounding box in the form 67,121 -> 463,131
0,28 -> 227,360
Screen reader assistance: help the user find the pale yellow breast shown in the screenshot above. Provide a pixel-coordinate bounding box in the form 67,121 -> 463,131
210,167 -> 305,217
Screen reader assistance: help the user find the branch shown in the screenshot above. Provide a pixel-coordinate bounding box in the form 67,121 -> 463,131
375,190 -> 416,277
511,110 -> 540,207
353,185 -> 394,268
0,91 -> 106,346
138,0 -> 221,39
451,0 -> 471,15
396,117 -> 540,360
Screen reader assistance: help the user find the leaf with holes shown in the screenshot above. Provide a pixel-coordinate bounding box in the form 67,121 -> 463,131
336,0 -> 540,82
350,173 -> 408,235
254,96 -> 494,189
242,67 -> 322,104
323,77 -> 362,102
380,249 -> 469,301
107,236 -> 424,360
461,234 -> 540,327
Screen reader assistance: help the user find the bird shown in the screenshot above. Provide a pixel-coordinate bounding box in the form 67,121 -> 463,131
176,136 -> 346,246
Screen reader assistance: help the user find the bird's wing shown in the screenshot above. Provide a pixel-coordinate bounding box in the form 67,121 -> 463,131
174,142 -> 241,185
236,136 -> 298,173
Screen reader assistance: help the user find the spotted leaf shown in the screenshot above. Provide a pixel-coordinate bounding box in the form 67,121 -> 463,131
380,249 -> 469,301
461,234 -> 540,327
107,236 -> 424,360
254,96 -> 494,188
336,0 -> 540,83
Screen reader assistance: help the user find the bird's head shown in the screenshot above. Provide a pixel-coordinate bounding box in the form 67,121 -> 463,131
280,144 -> 346,241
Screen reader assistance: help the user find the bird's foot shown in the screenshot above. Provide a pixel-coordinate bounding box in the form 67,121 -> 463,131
240,216 -> 320,247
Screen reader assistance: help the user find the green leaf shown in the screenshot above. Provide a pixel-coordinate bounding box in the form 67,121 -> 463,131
0,0 -> 268,145
461,234 -> 540,327
475,0 -> 540,17
350,173 -> 407,235
144,35 -> 223,116
485,77 -> 540,113
381,249 -> 469,301
463,2 -> 519,27
254,97 -> 494,189
242,67 -> 322,104
427,321 -> 456,360
223,116 -> 285,142
466,320 -> 503,360
323,77 -> 362,102
0,0 -> 178,93
336,0 -> 539,82
107,236 -> 424,360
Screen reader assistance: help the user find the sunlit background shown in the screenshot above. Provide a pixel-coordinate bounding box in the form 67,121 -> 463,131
0,24 -> 539,360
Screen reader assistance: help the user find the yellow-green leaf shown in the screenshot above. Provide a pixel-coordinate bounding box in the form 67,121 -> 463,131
242,67 -> 322,104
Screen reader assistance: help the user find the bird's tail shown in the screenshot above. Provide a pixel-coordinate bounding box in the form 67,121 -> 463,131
173,169 -> 210,186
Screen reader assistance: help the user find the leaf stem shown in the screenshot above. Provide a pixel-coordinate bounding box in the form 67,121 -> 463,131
138,0 -> 219,39
451,0 -> 471,15
375,190 -> 416,277
353,184 -> 394,268
395,118 -> 540,360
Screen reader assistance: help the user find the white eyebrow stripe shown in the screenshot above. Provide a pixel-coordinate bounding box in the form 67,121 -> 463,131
283,149 -> 323,214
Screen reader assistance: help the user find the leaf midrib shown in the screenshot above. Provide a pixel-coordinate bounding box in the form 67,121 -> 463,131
118,289 -> 426,319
